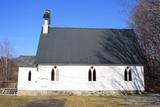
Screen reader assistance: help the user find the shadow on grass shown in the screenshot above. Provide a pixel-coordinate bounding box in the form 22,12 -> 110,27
22,99 -> 66,107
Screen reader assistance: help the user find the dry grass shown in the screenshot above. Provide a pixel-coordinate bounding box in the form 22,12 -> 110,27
0,94 -> 159,107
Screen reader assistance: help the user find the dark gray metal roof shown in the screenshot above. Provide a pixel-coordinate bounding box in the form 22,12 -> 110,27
15,56 -> 35,67
35,27 -> 145,65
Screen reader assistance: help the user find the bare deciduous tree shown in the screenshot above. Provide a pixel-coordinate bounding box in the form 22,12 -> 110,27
126,0 -> 160,92
0,39 -> 17,82
130,0 -> 160,62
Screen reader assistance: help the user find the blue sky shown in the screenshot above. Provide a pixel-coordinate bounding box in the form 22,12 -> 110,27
0,0 -> 136,56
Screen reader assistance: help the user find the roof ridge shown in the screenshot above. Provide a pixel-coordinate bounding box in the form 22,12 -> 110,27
49,27 -> 133,30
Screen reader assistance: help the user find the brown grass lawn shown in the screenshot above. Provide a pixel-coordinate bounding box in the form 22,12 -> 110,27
0,94 -> 159,107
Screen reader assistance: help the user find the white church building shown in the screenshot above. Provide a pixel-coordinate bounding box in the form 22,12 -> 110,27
17,10 -> 145,96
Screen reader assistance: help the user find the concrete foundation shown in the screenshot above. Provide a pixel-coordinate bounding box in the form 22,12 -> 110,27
17,90 -> 143,96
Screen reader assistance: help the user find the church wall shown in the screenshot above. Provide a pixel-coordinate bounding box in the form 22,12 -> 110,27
17,65 -> 144,95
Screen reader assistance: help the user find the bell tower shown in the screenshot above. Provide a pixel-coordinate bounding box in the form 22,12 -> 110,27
43,10 -> 51,34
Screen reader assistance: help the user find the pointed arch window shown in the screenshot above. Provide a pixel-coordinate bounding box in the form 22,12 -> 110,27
51,69 -> 55,81
124,69 -> 128,81
56,68 -> 59,81
51,66 -> 59,81
36,64 -> 38,71
93,69 -> 96,81
88,69 -> 92,81
88,66 -> 96,82
28,71 -> 31,81
124,67 -> 132,81
129,69 -> 132,81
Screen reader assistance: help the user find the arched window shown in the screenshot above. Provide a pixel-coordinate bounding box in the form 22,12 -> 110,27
88,66 -> 96,81
28,71 -> 31,81
124,67 -> 132,81
129,69 -> 132,81
124,69 -> 128,81
52,66 -> 59,81
56,69 -> 59,81
93,69 -> 96,81
88,69 -> 92,81
51,69 -> 55,81
36,64 -> 38,71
